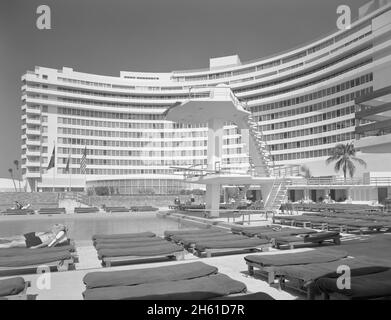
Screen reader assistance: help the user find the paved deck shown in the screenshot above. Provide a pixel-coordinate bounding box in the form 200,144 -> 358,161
14,241 -> 302,300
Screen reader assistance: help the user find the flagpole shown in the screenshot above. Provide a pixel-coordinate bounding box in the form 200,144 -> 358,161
68,144 -> 72,193
53,141 -> 56,193
84,147 -> 87,194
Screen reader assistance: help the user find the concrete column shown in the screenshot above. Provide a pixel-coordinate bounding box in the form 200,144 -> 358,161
304,189 -> 310,201
206,184 -> 220,217
223,187 -> 229,203
207,119 -> 224,171
347,188 -> 353,203
241,129 -> 250,172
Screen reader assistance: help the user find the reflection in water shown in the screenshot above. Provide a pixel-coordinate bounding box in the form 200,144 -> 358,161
0,213 -> 198,240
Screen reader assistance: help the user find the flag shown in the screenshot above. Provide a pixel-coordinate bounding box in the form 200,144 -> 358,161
64,153 -> 71,173
47,146 -> 55,170
80,146 -> 87,174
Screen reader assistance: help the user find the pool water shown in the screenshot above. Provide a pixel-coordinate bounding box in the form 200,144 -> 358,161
0,212 -> 197,240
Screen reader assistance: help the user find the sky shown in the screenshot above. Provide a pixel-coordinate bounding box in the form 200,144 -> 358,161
0,0 -> 370,178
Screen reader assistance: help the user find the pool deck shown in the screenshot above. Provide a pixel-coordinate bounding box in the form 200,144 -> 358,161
1,210 -> 390,300
12,241 -> 302,300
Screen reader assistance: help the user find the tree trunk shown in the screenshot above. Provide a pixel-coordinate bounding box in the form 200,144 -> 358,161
10,172 -> 17,192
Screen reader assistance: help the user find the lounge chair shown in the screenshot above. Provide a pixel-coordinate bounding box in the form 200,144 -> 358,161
194,238 -> 271,258
95,238 -> 166,250
272,231 -> 341,249
84,261 -> 218,289
0,277 -> 31,300
83,273 -> 246,300
315,269 -> 391,300
0,243 -> 79,263
74,207 -> 99,214
257,228 -> 317,240
274,258 -> 389,299
245,248 -> 348,285
97,243 -> 185,267
92,232 -> 156,241
37,208 -> 66,215
130,206 -> 159,212
0,250 -> 74,276
1,209 -> 35,216
104,207 -> 130,213
211,292 -> 275,300
164,229 -> 225,240
235,226 -> 283,237
180,234 -> 250,248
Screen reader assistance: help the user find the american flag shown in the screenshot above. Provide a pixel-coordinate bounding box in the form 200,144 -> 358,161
80,146 -> 87,174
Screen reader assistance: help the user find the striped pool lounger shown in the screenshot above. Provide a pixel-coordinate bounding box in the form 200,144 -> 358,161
315,269 -> 391,300
83,273 -> 247,300
244,248 -> 349,284
273,258 -> 389,299
0,277 -> 30,300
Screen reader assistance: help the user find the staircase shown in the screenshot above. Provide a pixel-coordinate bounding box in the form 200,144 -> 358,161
264,179 -> 290,212
246,114 -> 274,177
245,114 -> 292,213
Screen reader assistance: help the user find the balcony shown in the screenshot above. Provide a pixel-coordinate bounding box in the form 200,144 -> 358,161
26,118 -> 41,125
26,149 -> 41,157
26,128 -> 41,136
25,172 -> 41,178
26,139 -> 41,146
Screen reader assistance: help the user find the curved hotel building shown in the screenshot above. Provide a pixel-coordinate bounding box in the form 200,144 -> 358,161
21,2 -> 391,194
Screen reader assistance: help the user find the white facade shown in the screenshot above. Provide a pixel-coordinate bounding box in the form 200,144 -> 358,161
21,3 -> 391,193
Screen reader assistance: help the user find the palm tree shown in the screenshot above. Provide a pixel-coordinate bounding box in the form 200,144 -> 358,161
8,168 -> 17,192
326,143 -> 367,181
13,160 -> 21,192
300,165 -> 312,179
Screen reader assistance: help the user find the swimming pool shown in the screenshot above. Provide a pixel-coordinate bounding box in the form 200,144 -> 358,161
0,212 -> 199,240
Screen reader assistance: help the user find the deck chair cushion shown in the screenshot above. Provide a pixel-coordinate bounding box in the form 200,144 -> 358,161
84,262 -> 218,289
275,231 -> 341,244
92,232 -> 155,240
0,277 -> 26,296
0,250 -> 72,268
95,239 -> 168,250
211,292 -> 275,300
97,243 -> 183,259
244,248 -> 348,267
195,238 -> 270,251
83,273 -> 247,300
315,269 -> 391,299
0,245 -> 75,257
274,258 -> 390,283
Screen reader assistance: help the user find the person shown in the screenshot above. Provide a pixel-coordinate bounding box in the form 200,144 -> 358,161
0,224 -> 68,249
13,201 -> 23,210
174,197 -> 180,206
